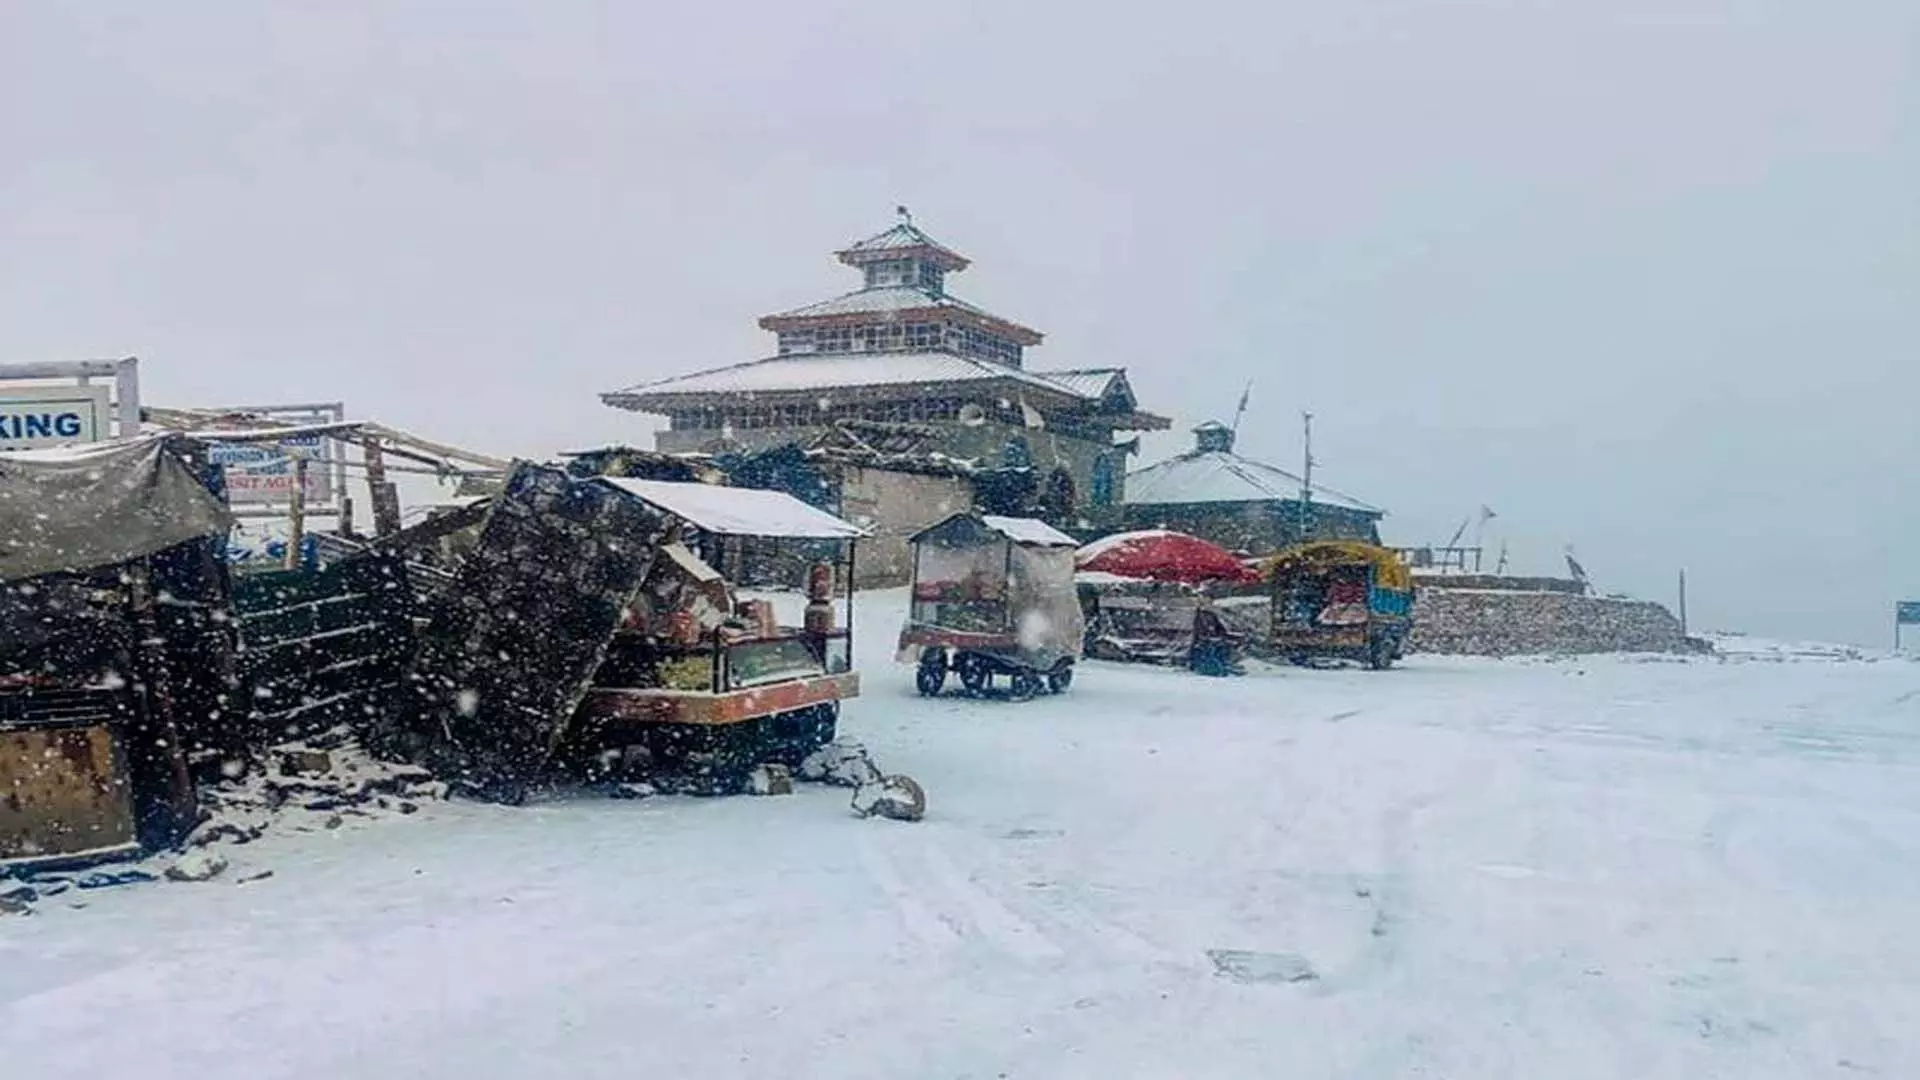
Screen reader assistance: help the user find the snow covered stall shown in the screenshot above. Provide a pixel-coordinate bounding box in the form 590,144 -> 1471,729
0,436 -> 234,868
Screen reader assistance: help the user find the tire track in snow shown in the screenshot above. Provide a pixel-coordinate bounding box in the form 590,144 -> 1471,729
863,824 -> 1187,970
858,833 -> 963,955
915,839 -> 1064,961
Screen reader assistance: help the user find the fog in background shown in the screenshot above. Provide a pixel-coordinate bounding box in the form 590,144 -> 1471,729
4,2 -> 1914,645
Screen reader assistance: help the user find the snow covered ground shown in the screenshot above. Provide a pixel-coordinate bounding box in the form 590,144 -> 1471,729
5,591 -> 1919,1079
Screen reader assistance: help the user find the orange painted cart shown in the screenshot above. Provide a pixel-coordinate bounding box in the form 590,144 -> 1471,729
568,479 -> 867,790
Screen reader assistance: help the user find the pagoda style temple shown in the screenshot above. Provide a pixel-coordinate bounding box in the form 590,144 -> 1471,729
602,215 -> 1168,513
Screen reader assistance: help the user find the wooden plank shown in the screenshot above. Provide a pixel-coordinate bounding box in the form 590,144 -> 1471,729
412,462 -> 666,791
240,623 -> 396,682
578,673 -> 859,728
0,723 -> 138,861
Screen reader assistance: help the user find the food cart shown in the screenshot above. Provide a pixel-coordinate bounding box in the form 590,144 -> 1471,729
568,478 -> 866,791
898,514 -> 1084,701
1076,573 -> 1242,676
1262,541 -> 1415,669
1073,529 -> 1255,676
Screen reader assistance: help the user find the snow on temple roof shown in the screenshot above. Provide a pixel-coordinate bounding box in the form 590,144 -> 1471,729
1034,368 -> 1123,399
1124,450 -> 1382,514
768,285 -> 1000,321
597,477 -> 866,539
836,223 -> 969,270
605,351 -> 1098,403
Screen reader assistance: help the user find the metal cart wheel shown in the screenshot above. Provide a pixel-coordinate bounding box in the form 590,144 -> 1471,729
916,649 -> 948,696
957,654 -> 990,696
1008,671 -> 1041,702
1366,634 -> 1395,671
1046,662 -> 1074,694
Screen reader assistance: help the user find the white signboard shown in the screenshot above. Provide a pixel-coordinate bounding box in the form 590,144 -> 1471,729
0,385 -> 111,450
205,404 -> 343,509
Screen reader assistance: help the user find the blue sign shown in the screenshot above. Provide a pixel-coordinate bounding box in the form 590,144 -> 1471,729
1898,601 -> 1920,626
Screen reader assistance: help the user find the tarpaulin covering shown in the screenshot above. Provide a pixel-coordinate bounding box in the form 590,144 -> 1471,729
1007,543 -> 1085,668
904,514 -> 1083,667
0,436 -> 231,583
1261,541 -> 1414,592
1075,529 -> 1260,585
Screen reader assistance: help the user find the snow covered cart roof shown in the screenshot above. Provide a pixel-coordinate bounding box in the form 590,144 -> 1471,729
910,512 -> 1079,548
597,477 -> 866,540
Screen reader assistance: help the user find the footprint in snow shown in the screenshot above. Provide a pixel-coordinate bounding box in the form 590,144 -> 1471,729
1206,949 -> 1319,984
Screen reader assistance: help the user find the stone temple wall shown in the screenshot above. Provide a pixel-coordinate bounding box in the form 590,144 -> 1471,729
1410,589 -> 1692,657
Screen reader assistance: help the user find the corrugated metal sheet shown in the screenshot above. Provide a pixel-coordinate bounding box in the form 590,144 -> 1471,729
1033,368 -> 1120,398
838,223 -> 968,266
598,477 -> 867,539
980,515 -> 1080,547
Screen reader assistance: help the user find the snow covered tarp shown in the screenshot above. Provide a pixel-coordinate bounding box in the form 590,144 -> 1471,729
0,435 -> 230,583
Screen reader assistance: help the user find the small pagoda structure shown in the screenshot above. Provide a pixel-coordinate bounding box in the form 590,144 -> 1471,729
1121,421 -> 1385,555
602,213 -> 1168,513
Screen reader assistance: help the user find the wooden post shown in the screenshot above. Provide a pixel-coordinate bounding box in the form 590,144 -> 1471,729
286,458 -> 308,570
124,560 -> 198,848
363,439 -> 402,537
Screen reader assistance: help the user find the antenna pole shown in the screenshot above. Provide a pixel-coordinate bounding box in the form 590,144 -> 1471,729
1231,380 -> 1253,437
1298,410 -> 1314,541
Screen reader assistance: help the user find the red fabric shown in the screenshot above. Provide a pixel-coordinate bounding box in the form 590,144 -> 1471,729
1076,531 -> 1262,585
1328,581 -> 1367,604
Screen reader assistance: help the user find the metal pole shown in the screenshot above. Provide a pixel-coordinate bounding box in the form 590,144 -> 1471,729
1298,411 -> 1314,543
1678,568 -> 1688,636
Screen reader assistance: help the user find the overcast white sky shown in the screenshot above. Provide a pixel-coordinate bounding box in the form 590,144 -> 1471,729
3,1 -> 1915,645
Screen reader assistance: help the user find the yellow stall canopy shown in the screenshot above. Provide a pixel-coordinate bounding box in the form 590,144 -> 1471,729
1261,541 -> 1413,592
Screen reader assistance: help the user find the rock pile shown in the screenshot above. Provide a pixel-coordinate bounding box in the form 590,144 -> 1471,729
800,739 -> 927,822
1411,589 -> 1693,657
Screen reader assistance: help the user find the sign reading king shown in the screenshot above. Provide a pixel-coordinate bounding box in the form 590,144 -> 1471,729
0,386 -> 111,450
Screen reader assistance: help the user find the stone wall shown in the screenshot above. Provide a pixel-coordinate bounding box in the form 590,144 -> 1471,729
837,466 -> 975,588
1410,589 -> 1690,656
